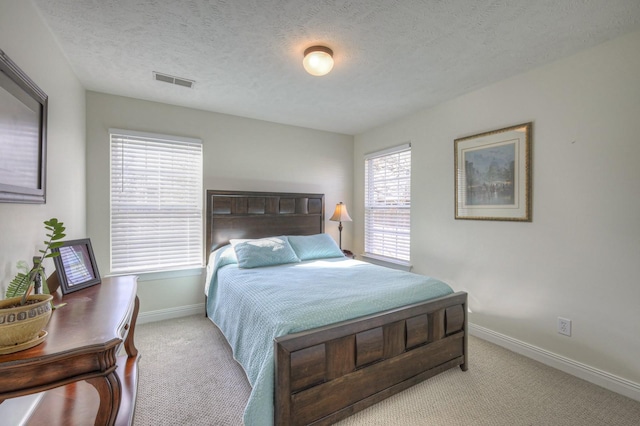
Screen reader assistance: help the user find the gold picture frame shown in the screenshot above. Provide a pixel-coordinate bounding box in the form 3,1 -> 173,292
455,122 -> 532,221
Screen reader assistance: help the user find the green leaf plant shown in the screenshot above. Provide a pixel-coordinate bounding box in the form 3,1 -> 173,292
5,218 -> 66,306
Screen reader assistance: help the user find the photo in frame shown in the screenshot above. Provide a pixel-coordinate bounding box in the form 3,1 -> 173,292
0,49 -> 48,203
52,238 -> 101,294
454,122 -> 532,221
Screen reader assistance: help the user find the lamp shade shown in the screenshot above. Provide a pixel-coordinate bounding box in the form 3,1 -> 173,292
303,46 -> 334,76
330,202 -> 352,222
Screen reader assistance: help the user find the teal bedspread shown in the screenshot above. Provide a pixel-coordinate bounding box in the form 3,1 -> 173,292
206,247 -> 453,426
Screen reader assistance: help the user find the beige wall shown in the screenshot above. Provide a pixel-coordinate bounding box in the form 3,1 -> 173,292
354,30 -> 640,385
86,92 -> 354,313
0,0 -> 86,294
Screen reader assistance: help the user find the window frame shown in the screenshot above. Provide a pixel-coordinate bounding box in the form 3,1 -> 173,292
109,128 -> 203,275
363,143 -> 412,268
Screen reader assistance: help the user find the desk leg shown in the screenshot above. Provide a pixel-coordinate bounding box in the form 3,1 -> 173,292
87,372 -> 121,426
124,296 -> 140,357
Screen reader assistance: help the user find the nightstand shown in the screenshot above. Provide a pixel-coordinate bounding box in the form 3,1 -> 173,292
342,249 -> 355,259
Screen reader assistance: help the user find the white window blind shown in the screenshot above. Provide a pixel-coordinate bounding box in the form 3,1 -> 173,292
364,143 -> 411,262
110,129 -> 203,274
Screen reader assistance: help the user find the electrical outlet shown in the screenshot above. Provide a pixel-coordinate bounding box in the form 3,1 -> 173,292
558,317 -> 571,336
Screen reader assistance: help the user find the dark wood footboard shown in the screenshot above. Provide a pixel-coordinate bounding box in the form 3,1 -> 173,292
274,291 -> 468,426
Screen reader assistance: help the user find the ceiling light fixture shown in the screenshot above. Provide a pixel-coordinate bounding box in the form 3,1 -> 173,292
303,46 -> 334,76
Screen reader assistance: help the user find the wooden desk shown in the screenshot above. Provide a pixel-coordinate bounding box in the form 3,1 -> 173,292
0,275 -> 140,426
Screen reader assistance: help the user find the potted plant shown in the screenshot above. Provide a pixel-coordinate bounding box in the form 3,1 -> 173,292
0,218 -> 65,354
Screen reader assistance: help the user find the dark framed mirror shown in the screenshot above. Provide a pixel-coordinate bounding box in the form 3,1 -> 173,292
0,49 -> 48,203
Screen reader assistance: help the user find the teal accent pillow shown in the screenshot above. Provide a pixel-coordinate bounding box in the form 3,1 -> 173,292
231,236 -> 300,269
287,234 -> 345,261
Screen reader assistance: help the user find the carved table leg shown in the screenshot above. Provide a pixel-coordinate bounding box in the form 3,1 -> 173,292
124,296 -> 140,357
87,372 -> 121,426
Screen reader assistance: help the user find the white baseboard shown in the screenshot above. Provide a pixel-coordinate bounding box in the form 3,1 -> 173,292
0,393 -> 44,426
137,303 -> 205,325
135,310 -> 640,402
469,323 -> 640,402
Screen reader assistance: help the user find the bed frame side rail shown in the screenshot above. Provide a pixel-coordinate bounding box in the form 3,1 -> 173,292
274,291 -> 468,426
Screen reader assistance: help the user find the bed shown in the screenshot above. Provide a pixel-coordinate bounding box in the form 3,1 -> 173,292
205,190 -> 468,426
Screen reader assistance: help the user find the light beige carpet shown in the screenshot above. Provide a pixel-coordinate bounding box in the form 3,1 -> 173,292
133,315 -> 640,425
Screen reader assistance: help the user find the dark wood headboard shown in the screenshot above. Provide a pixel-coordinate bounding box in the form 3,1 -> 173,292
205,190 -> 325,256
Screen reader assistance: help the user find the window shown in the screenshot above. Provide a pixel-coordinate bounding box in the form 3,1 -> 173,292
364,143 -> 411,263
110,129 -> 203,274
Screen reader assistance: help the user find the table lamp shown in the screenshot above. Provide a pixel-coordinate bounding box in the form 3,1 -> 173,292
329,202 -> 352,250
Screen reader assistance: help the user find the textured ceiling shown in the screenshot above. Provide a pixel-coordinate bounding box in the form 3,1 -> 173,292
32,0 -> 640,135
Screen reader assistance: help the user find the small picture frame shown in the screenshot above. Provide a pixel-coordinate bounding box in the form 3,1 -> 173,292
52,238 -> 101,294
455,122 -> 532,221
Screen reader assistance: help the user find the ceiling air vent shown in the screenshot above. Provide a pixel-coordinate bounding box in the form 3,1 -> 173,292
153,71 -> 195,88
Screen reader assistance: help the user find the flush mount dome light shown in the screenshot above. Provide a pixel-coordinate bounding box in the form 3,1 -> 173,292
303,46 -> 334,76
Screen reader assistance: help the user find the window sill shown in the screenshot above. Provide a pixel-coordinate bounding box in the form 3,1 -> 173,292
360,254 -> 412,272
108,266 -> 204,282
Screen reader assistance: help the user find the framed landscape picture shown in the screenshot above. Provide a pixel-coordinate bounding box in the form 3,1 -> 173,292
454,122 -> 532,221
